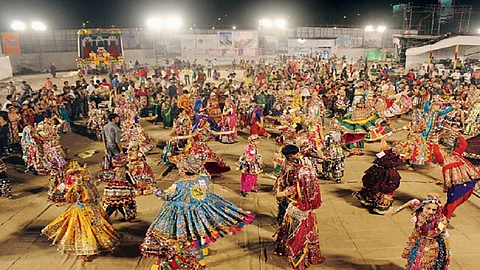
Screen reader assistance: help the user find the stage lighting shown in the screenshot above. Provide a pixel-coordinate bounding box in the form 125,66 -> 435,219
377,25 -> 386,33
166,17 -> 182,29
11,21 -> 26,31
274,19 -> 286,29
261,19 -> 273,28
365,25 -> 374,32
147,18 -> 164,29
32,21 -> 46,31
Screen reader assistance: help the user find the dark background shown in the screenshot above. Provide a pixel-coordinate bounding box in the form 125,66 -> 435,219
0,0 -> 478,30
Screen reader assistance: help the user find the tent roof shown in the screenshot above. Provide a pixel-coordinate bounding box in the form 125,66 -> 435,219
406,35 -> 480,56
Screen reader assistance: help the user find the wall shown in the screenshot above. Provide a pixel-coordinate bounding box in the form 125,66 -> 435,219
123,49 -> 156,65
7,52 -> 77,72
335,48 -> 365,61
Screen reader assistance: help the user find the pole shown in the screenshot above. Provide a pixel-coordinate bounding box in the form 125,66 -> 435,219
437,12 -> 441,35
39,32 -> 44,72
408,5 -> 413,31
466,8 -> 472,32
427,51 -> 432,72
431,10 -> 435,35
153,33 -> 158,65
453,44 -> 459,70
459,12 -> 464,33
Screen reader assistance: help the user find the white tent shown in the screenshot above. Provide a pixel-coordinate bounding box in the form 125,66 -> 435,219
0,56 -> 13,80
405,35 -> 480,70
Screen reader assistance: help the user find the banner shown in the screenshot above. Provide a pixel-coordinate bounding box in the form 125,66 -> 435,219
122,34 -> 139,49
196,35 -> 217,50
364,32 -> 382,48
233,31 -> 258,49
1,32 -> 21,54
167,38 -> 181,56
439,0 -> 454,24
178,35 -> 195,50
218,31 -> 233,48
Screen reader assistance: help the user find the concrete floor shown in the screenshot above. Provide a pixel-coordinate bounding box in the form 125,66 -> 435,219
0,72 -> 479,270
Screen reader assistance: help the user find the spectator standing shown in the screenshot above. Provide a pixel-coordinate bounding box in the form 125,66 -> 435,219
102,113 -> 123,158
6,82 -> 16,96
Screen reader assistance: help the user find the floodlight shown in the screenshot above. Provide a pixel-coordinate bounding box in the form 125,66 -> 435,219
11,21 -> 26,31
147,17 -> 164,29
166,17 -> 182,29
274,19 -> 286,29
261,19 -> 273,28
377,25 -> 386,33
478,28 -> 480,33
365,25 -> 374,32
32,21 -> 46,31
232,26 -> 236,30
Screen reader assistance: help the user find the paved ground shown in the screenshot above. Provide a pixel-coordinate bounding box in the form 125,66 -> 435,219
0,72 -> 479,270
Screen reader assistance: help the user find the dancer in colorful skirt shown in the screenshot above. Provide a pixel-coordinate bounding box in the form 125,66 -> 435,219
274,144 -> 325,269
206,92 -> 222,125
463,134 -> 480,167
393,109 -> 435,171
140,150 -> 255,268
42,162 -> 120,262
101,155 -> 138,221
387,193 -> 450,270
320,131 -> 346,182
180,132 -> 231,176
127,141 -> 157,195
353,141 -> 404,214
161,108 -> 192,172
0,160 -> 12,199
337,102 -> 391,155
431,132 -> 480,220
237,134 -> 264,197
248,99 -> 271,138
21,125 -> 51,175
422,99 -> 453,140
219,97 -> 238,144
161,96 -> 174,128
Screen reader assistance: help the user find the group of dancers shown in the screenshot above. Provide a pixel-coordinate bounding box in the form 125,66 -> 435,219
1,54 -> 480,270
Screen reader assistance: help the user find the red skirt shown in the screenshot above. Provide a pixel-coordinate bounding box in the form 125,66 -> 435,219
343,133 -> 366,144
250,123 -> 268,136
204,162 -> 231,175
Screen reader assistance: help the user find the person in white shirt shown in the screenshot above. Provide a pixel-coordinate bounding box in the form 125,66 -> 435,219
128,61 -> 135,71
418,67 -> 426,78
451,70 -> 461,88
2,95 -> 13,112
86,80 -> 96,96
93,73 -> 103,85
463,71 -> 472,85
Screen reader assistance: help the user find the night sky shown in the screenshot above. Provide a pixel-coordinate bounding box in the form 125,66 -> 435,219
0,0 -> 478,30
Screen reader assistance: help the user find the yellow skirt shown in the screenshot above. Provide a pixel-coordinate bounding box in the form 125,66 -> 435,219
42,204 -> 120,256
